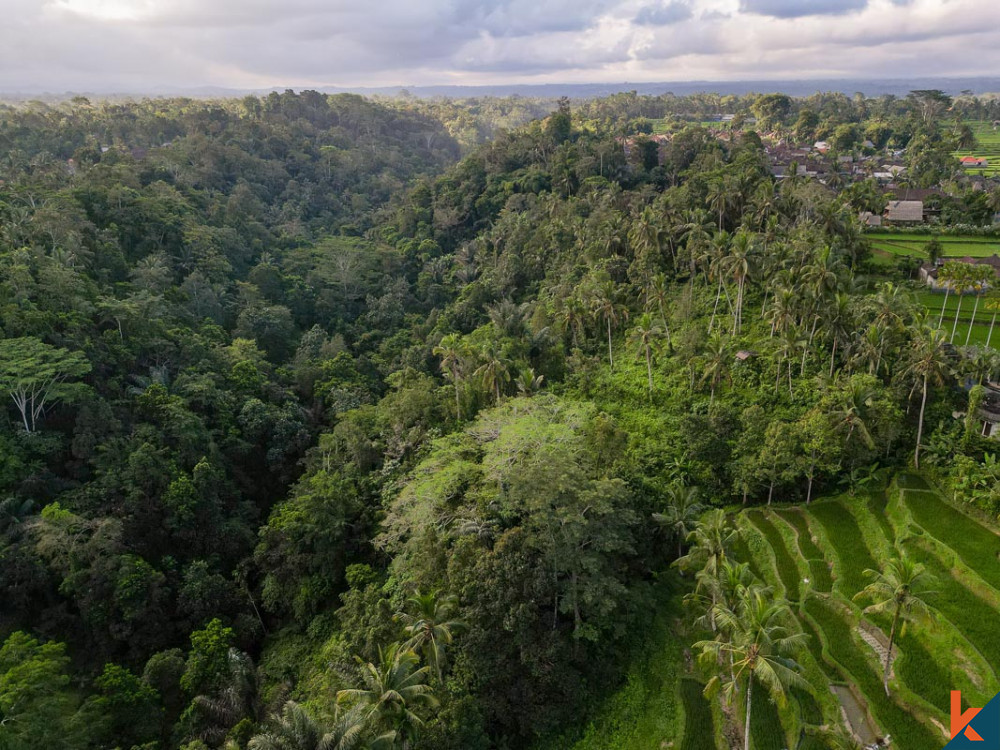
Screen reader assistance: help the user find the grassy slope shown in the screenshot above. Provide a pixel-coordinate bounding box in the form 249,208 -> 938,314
553,477 -> 1000,749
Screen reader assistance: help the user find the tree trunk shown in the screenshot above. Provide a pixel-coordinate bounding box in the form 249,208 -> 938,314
938,286 -> 950,328
806,473 -> 814,504
744,677 -> 754,750
454,370 -> 462,420
884,606 -> 900,696
646,346 -> 654,399
607,318 -> 614,369
988,307 -> 998,350
951,294 -> 964,343
915,373 -> 928,468
767,480 -> 774,506
709,278 -> 723,333
829,337 -> 838,378
967,293 -> 982,346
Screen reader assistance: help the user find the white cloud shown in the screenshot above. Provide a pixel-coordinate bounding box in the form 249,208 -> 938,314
0,0 -> 995,91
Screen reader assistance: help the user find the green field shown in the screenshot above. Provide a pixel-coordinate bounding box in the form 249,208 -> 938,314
953,121 -> 1000,177
912,289 -> 999,348
732,482 -> 1000,749
560,477 -> 1000,750
869,233 -> 1000,260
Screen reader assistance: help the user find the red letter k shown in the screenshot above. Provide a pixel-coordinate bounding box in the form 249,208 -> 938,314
952,690 -> 984,741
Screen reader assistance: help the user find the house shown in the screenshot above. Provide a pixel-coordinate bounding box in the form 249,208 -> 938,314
884,200 -> 924,224
960,156 -> 989,167
920,255 -> 1000,288
976,381 -> 1000,438
859,211 -> 883,227
813,141 -> 830,153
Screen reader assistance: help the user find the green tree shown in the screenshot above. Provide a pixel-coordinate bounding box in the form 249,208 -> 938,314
652,484 -> 705,559
248,701 -> 366,750
434,334 -> 468,420
337,644 -> 437,748
854,554 -> 935,696
627,314 -> 665,399
0,632 -> 98,750
395,590 -> 467,685
906,326 -> 953,468
0,337 -> 90,432
695,587 -> 808,750
591,281 -> 628,369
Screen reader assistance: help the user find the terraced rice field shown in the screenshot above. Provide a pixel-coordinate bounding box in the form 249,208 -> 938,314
679,678 -> 717,750
953,121 -> 1000,177
715,478 -> 1000,749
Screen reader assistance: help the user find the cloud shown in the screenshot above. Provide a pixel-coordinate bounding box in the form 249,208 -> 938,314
0,0 -> 996,92
634,1 -> 693,25
739,0 -> 868,18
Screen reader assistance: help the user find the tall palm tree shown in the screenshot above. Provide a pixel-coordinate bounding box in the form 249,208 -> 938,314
829,378 -> 876,454
395,590 -> 467,685
248,701 -> 367,750
949,264 -> 974,344
628,207 -> 666,284
826,292 -> 853,377
591,281 -> 629,369
695,587 -> 809,750
854,554 -> 935,696
676,509 -> 737,630
965,265 -> 995,345
192,649 -> 259,746
906,325 -> 953,468
722,229 -> 755,334
628,314 -> 665,399
644,273 -> 671,341
699,333 -> 731,406
433,335 -> 466,421
337,644 -> 438,749
652,484 -> 705,559
473,343 -> 512,404
936,261 -> 957,328
556,294 -> 588,350
985,293 -> 1000,349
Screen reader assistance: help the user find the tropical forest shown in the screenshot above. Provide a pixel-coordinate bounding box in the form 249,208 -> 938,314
3,87 -> 1000,750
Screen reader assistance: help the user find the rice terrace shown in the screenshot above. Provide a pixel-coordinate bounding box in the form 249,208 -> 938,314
557,474 -> 1000,750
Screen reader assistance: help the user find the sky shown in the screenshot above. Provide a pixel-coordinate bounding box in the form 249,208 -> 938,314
1,0 -> 999,92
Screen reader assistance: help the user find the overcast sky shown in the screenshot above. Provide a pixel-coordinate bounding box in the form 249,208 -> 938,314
2,0 -> 998,92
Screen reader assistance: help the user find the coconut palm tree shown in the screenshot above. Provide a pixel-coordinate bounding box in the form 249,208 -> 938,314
652,484 -> 706,559
965,265 -> 995,345
828,378 -> 876,454
985,293 -> 1000,349
433,335 -> 466,421
699,333 -> 731,405
854,553 -> 935,696
395,590 -> 467,685
676,509 -> 738,630
695,587 -> 809,750
248,701 -> 367,750
906,325 -> 953,468
515,367 -> 545,396
591,281 -> 629,369
644,273 -> 671,342
337,644 -> 438,749
628,314 -> 665,399
192,649 -> 259,746
556,294 -> 588,350
949,263 -> 974,343
473,343 -> 512,404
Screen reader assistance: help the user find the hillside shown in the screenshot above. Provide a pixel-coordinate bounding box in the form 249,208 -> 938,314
2,89 -> 1000,750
